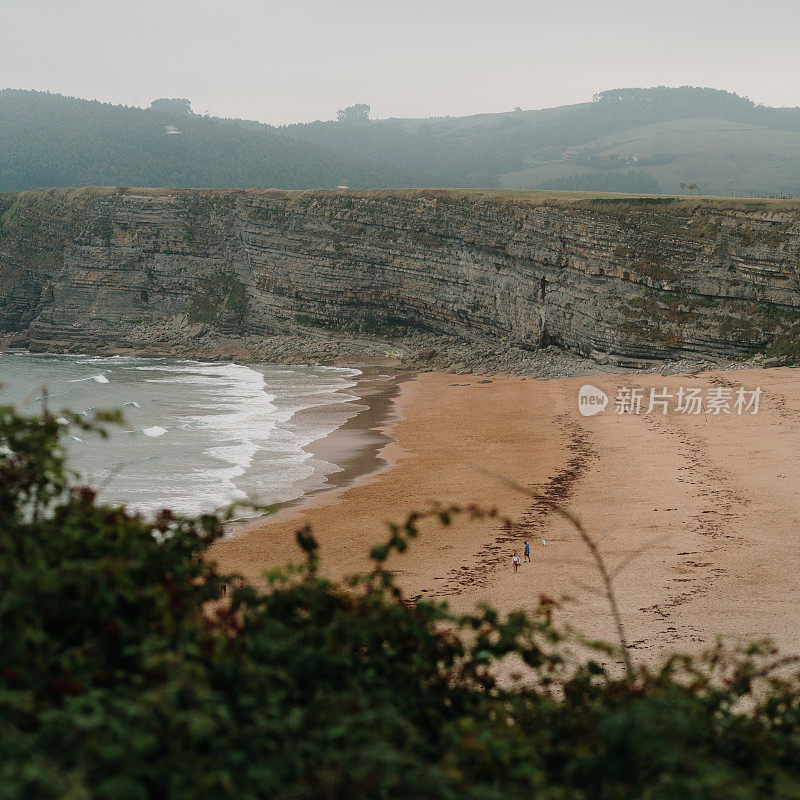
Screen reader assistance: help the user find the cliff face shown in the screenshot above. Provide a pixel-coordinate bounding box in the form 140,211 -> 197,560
2,187 -> 800,366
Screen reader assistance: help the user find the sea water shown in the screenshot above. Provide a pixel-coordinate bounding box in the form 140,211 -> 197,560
0,353 -> 362,517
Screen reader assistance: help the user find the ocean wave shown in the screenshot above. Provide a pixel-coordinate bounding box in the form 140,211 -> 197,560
2,356 -> 369,518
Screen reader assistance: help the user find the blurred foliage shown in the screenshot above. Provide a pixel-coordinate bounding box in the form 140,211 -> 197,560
4,402 -> 800,798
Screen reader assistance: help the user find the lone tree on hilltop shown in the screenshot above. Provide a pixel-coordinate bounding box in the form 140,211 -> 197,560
149,97 -> 193,115
337,102 -> 370,122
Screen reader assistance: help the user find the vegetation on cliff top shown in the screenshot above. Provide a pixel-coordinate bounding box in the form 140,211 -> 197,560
5,403 -> 800,798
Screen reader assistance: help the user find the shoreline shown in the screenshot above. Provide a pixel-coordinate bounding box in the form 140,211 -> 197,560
225,367 -> 413,535
301,369 -> 413,498
0,350 -> 408,526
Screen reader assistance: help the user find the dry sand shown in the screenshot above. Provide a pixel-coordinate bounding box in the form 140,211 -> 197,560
211,367 -> 800,662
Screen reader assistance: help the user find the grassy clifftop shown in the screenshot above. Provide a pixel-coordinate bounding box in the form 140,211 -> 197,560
6,185 -> 800,207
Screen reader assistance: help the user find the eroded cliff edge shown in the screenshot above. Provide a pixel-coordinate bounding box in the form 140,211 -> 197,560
2,187 -> 800,370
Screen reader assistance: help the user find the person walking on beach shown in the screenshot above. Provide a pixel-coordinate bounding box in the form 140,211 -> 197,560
523,540 -> 531,563
512,551 -> 520,573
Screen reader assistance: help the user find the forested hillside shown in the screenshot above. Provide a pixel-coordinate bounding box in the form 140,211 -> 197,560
5,86 -> 800,194
0,90 -> 415,191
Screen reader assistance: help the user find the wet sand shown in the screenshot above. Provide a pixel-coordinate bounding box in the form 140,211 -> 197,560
301,370 -> 412,496
211,367 -> 800,661
223,368 -> 410,536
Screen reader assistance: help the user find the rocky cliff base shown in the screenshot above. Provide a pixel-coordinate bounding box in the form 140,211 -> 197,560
2,321 -> 774,378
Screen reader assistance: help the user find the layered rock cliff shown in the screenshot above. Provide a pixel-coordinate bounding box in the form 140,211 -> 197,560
2,187 -> 800,368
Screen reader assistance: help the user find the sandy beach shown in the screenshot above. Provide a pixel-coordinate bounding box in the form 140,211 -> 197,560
212,367 -> 800,661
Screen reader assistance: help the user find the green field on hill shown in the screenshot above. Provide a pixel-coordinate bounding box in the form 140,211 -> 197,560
497,116 -> 800,195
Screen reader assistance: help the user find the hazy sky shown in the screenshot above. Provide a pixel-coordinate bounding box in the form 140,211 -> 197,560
3,0 -> 799,124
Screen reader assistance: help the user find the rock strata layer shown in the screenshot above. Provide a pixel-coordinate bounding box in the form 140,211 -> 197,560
2,187 -> 800,370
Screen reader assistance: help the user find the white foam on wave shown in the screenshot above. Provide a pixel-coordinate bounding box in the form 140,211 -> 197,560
182,364 -> 283,500
105,361 -> 281,515
134,363 -> 215,373
70,373 -> 109,384
4,355 -> 367,519
141,426 -> 167,437
218,365 -> 364,510
134,363 -> 363,517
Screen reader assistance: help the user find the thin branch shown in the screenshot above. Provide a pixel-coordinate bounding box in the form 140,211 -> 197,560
748,655 -> 800,682
96,463 -> 126,493
532,556 -> 595,568
611,535 -> 672,579
474,466 -> 635,682
569,578 -> 607,599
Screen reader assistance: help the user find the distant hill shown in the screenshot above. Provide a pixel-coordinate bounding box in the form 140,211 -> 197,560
0,90 -> 416,192
286,87 -> 800,196
4,86 -> 800,195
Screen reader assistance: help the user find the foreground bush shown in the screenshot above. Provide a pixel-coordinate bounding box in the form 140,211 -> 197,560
3,404 -> 800,799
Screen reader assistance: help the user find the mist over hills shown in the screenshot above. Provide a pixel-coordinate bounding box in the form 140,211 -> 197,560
4,86 -> 800,195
